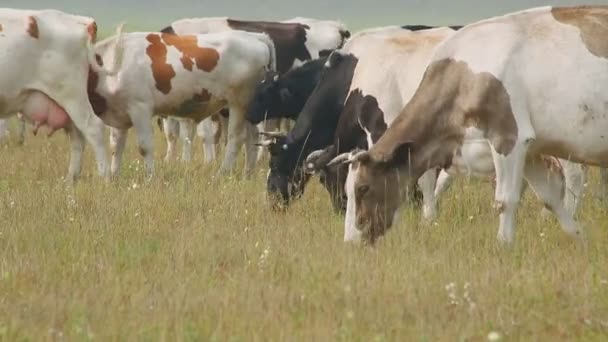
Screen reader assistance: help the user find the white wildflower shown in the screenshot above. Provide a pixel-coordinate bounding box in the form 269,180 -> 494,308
487,331 -> 501,341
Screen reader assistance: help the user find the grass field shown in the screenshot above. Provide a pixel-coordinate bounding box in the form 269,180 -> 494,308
0,124 -> 607,341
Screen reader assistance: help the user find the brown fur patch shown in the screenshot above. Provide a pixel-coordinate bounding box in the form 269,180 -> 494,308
193,89 -> 211,102
27,16 -> 39,39
146,34 -> 176,94
354,58 -> 519,243
552,6 -> 608,58
161,34 -> 220,72
87,54 -> 108,116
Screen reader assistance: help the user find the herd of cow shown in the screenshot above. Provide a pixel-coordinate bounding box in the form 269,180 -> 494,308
1,5 -> 607,246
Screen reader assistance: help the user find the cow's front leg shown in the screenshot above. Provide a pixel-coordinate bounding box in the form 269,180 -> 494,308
490,139 -> 530,245
198,117 -> 217,163
129,105 -> 155,178
179,118 -> 196,162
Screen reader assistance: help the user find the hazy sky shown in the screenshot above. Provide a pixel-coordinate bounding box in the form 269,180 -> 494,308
8,1 -> 607,32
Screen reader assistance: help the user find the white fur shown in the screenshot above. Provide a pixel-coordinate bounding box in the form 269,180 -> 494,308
93,31 -> 275,177
0,9 -> 113,182
164,17 -> 349,164
341,26 -> 459,240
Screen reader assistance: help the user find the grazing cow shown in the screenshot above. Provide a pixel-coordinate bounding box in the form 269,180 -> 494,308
89,30 -> 276,177
341,6 -> 608,245
0,9 -> 118,182
259,25 -> 457,210
159,17 -> 350,162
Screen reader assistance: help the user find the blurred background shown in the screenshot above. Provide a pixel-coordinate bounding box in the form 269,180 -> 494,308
10,0 -> 608,33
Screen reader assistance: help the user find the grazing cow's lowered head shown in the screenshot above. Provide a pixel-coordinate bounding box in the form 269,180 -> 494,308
259,51 -> 357,209
246,57 -> 328,125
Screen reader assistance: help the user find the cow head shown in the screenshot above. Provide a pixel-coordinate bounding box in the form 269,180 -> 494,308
339,142 -> 416,244
246,72 -> 289,124
258,131 -> 310,210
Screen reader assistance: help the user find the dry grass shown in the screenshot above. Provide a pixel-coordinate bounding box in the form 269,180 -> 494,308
0,124 -> 607,341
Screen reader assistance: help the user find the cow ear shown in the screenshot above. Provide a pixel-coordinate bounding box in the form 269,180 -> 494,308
279,88 -> 293,102
384,141 -> 414,168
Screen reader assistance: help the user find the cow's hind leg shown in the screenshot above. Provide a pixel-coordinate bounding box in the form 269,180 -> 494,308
525,156 -> 583,240
162,117 -> 179,162
245,121 -> 259,177
219,105 -> 247,175
110,127 -> 128,177
198,117 -> 217,163
66,125 -> 85,185
62,100 -> 109,180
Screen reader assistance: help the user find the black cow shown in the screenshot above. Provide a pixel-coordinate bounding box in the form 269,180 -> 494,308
246,57 -> 328,125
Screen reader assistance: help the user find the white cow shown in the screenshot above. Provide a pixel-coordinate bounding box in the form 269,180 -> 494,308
89,30 -> 276,177
0,9 -> 118,182
341,6 -> 608,245
160,17 -> 350,163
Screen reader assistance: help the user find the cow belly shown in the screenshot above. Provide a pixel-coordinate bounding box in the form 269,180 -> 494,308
22,92 -> 71,135
449,139 -> 494,176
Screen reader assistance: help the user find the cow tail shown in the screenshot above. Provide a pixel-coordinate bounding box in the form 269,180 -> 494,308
87,22 -> 126,77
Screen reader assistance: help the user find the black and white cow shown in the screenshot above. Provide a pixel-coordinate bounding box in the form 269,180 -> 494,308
158,17 -> 350,162
259,25 -> 457,211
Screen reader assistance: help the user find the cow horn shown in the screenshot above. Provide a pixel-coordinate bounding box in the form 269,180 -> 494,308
327,152 -> 352,167
258,131 -> 286,139
305,149 -> 326,163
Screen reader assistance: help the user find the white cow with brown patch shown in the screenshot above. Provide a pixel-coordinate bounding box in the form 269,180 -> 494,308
0,8 -> 118,182
342,6 -> 608,245
89,30 -> 276,177
159,17 -> 350,163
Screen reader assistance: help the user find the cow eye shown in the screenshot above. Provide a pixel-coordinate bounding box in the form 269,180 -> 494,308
357,185 -> 369,197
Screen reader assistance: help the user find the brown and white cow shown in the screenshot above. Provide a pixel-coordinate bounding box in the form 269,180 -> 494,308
0,8 -> 119,182
159,17 -> 350,163
89,30 -> 276,177
342,6 -> 608,245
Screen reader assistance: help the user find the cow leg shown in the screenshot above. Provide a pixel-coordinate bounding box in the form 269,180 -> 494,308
16,114 -> 25,145
524,156 -> 583,240
128,105 -> 155,178
162,117 -> 179,162
220,106 -> 247,174
179,119 -> 196,162
110,127 -> 128,177
66,126 -> 85,184
561,160 -> 586,217
0,119 -> 8,141
198,117 -> 216,163
245,121 -> 259,176
490,140 -> 530,245
434,169 -> 454,203
418,169 -> 438,221
62,101 -> 109,180
599,168 -> 608,201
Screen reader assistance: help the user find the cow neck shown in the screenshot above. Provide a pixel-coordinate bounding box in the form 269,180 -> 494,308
370,60 -> 462,181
